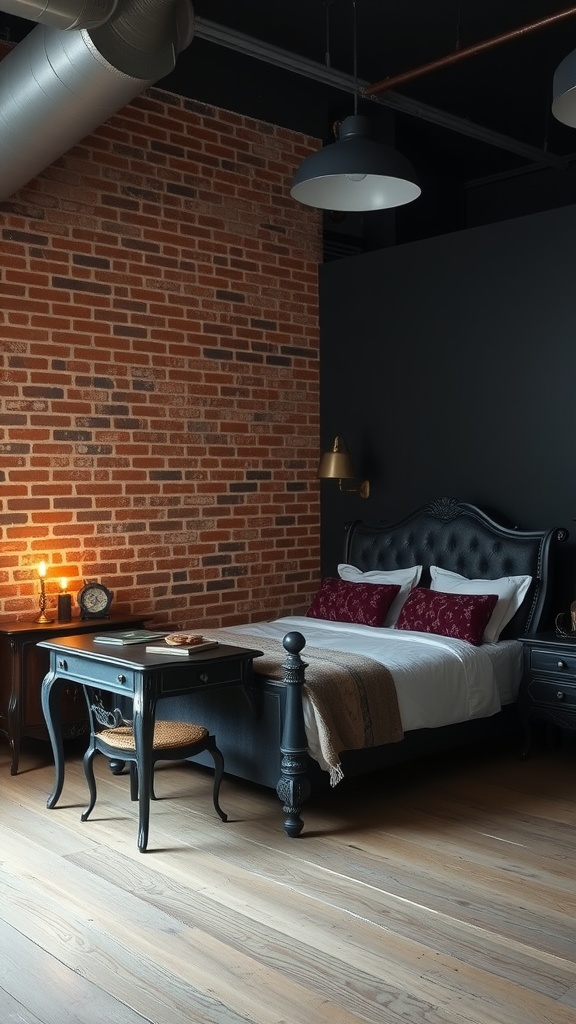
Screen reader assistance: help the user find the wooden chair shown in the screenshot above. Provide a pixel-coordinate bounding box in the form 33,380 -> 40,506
81,693 -> 227,851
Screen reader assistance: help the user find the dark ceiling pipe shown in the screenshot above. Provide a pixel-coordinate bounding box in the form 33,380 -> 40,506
364,5 -> 576,97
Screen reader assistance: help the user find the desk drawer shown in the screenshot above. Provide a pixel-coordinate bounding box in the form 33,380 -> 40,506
159,657 -> 247,695
54,653 -> 135,692
530,649 -> 576,677
527,677 -> 576,708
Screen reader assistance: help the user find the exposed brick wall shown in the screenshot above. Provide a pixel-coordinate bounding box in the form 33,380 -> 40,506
0,47 -> 322,628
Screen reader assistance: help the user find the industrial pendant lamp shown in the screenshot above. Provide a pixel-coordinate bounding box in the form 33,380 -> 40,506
552,48 -> 576,127
290,1 -> 420,212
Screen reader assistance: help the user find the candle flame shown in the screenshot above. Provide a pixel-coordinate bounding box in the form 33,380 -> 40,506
60,578 -> 68,592
38,561 -> 47,578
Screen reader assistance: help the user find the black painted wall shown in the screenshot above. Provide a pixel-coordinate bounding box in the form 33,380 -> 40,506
319,202 -> 576,609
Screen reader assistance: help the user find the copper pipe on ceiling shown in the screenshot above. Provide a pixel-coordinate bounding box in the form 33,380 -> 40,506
363,5 -> 576,97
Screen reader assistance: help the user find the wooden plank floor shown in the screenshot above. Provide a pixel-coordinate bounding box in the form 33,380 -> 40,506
0,734 -> 575,1024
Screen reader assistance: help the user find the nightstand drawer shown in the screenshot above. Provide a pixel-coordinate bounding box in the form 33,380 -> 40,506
531,649 -> 576,677
159,657 -> 247,696
54,653 -> 135,692
527,677 -> 576,707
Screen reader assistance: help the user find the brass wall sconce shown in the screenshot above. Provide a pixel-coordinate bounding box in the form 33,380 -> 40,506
317,435 -> 370,499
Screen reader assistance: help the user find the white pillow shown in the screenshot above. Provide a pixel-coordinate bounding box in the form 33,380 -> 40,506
337,563 -> 422,626
429,566 -> 532,643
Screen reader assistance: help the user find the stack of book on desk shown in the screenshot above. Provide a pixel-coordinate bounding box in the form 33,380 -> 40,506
92,629 -> 219,656
93,629 -> 168,646
145,637 -> 219,656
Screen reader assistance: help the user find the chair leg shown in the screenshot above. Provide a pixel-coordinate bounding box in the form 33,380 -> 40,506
81,746 -> 98,822
129,762 -> 138,801
207,738 -> 227,822
129,762 -> 158,801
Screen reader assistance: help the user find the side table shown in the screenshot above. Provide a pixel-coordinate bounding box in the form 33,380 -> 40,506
0,614 -> 145,774
518,631 -> 576,757
39,633 -> 262,851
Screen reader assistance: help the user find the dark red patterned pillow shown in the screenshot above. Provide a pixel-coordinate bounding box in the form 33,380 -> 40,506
395,587 -> 499,645
306,578 -> 401,627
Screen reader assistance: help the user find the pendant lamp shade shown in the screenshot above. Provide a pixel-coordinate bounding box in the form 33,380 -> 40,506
552,49 -> 576,127
291,115 -> 421,212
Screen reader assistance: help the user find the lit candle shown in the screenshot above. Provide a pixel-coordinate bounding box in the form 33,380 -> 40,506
60,578 -> 68,592
34,558 -> 53,622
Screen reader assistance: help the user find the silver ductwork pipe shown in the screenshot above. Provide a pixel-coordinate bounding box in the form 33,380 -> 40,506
0,0 -> 194,200
0,0 -> 119,30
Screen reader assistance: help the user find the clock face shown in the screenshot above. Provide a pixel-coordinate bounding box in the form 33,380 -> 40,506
84,588 -> 108,612
79,583 -> 113,618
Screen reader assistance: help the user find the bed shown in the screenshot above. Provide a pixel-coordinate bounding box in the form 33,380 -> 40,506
161,497 -> 568,836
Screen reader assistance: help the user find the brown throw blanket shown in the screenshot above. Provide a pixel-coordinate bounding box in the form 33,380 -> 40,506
202,629 -> 404,786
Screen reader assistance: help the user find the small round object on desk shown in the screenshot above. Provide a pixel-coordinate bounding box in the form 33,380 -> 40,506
77,582 -> 114,619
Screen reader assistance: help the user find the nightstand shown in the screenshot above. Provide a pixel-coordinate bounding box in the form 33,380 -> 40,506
518,631 -> 576,758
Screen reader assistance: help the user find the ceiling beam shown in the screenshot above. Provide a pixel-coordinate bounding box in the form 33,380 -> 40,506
194,16 -> 569,173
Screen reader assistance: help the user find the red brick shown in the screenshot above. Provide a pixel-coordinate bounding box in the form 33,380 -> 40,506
0,74 -> 321,623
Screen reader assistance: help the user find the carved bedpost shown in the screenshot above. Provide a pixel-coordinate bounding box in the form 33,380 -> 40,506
276,631 -> 311,838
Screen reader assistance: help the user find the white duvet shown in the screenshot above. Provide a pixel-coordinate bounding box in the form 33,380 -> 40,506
231,616 -> 523,771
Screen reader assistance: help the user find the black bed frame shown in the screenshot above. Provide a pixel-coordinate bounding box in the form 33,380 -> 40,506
167,498 -> 568,838
342,496 -> 567,641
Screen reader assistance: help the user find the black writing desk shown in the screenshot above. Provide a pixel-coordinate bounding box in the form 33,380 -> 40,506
39,634 -> 262,851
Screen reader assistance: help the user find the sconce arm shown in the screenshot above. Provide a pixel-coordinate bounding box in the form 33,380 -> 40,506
338,478 -> 370,499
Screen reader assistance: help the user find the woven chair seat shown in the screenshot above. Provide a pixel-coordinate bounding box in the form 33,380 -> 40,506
81,695 -> 226,851
98,720 -> 209,752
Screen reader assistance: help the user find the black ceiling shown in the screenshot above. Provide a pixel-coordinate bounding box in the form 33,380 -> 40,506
173,2 -> 576,173
3,1 -> 576,247
170,1 -> 576,247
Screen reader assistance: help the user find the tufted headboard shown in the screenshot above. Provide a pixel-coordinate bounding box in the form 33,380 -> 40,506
343,497 -> 568,638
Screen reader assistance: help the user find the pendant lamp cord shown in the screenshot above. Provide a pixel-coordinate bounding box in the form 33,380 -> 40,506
324,0 -> 333,68
352,0 -> 358,114
455,0 -> 462,51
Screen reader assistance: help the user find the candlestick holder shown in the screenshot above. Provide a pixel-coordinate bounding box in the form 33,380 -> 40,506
34,575 -> 54,623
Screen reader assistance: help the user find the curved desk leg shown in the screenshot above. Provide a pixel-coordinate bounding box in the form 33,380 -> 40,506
133,686 -> 155,853
41,668 -> 65,809
7,688 -> 21,776
276,631 -> 311,838
8,741 -> 19,777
